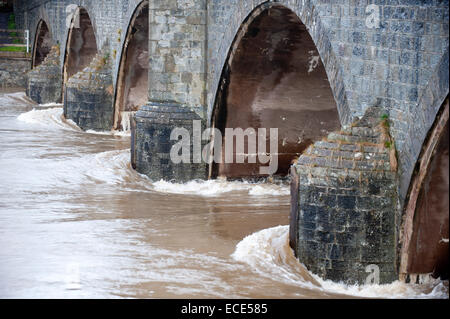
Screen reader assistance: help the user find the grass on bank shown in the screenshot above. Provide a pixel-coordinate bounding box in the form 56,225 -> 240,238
1,14 -> 27,53
0,45 -> 27,52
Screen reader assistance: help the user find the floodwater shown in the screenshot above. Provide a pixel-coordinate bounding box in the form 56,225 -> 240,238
0,89 -> 448,299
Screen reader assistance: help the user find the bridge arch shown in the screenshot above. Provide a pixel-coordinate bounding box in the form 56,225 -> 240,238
208,1 -> 351,126
62,7 -> 98,88
113,0 -> 149,131
210,3 -> 343,179
32,19 -> 52,68
400,97 -> 449,281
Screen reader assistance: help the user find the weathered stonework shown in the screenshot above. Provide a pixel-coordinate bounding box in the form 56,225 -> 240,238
291,107 -> 399,284
64,52 -> 114,131
207,0 -> 449,205
133,102 -> 208,182
13,0 -> 449,188
27,45 -> 61,104
148,0 -> 207,119
12,0 -> 449,284
0,54 -> 31,88
132,0 -> 208,181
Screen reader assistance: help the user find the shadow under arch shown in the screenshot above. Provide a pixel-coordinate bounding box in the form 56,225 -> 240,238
400,97 -> 449,282
113,0 -> 149,131
62,7 -> 98,95
210,3 -> 342,179
32,19 -> 52,68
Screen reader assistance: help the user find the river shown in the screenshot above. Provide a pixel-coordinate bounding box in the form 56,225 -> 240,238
0,89 -> 447,299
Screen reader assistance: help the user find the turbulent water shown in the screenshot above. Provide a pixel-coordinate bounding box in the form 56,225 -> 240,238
0,90 -> 448,299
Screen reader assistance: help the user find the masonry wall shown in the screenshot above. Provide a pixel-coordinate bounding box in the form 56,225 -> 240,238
13,0 -> 150,95
13,1 -> 449,198
207,0 -> 449,205
291,107 -> 399,284
0,55 -> 31,88
148,0 -> 207,117
134,0 -> 209,182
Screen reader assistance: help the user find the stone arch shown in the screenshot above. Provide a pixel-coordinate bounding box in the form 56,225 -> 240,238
113,0 -> 149,131
208,1 -> 351,127
62,7 -> 98,88
399,49 -> 450,204
32,19 -> 52,68
210,3 -> 344,179
399,98 -> 449,282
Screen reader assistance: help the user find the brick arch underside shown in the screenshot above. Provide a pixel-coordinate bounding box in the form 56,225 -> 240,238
113,0 -> 149,131
63,7 -> 98,86
32,19 -> 52,68
209,2 -> 350,178
400,98 -> 449,281
208,0 -> 351,127
27,6 -> 55,62
399,50 -> 449,281
399,50 -> 450,204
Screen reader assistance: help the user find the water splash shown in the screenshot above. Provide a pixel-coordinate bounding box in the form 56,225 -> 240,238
120,111 -> 134,133
152,179 -> 290,197
18,107 -> 130,136
17,107 -> 81,131
0,91 -> 35,106
232,226 -> 449,299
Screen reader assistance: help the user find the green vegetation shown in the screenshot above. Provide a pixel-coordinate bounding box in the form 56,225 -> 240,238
0,46 -> 27,52
8,13 -> 16,29
380,113 -> 390,130
1,14 -> 27,53
9,14 -> 22,44
101,52 -> 110,66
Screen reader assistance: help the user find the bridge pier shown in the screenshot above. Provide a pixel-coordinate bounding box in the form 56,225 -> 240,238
133,102 -> 208,182
27,45 -> 61,104
131,0 -> 208,182
290,107 -> 399,284
64,52 -> 114,131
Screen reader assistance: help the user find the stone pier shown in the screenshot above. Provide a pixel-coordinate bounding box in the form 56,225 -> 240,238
27,45 -> 61,104
290,107 -> 400,284
64,52 -> 114,131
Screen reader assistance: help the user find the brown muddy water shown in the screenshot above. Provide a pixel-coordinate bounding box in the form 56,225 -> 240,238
0,89 -> 447,299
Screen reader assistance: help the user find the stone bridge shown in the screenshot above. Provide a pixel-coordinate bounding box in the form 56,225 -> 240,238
13,0 -> 449,284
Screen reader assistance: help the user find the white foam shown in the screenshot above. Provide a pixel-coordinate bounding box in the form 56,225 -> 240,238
0,91 -> 36,106
17,107 -> 130,136
86,150 -> 132,183
152,179 -> 249,196
248,184 -> 290,196
232,225 -> 449,299
67,154 -> 290,198
17,107 -> 81,131
38,102 -> 64,108
85,129 -> 131,137
120,111 -> 134,132
232,225 -> 320,288
152,179 -> 290,197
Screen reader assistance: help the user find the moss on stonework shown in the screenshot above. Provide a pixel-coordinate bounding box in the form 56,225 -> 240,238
377,114 -> 398,172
